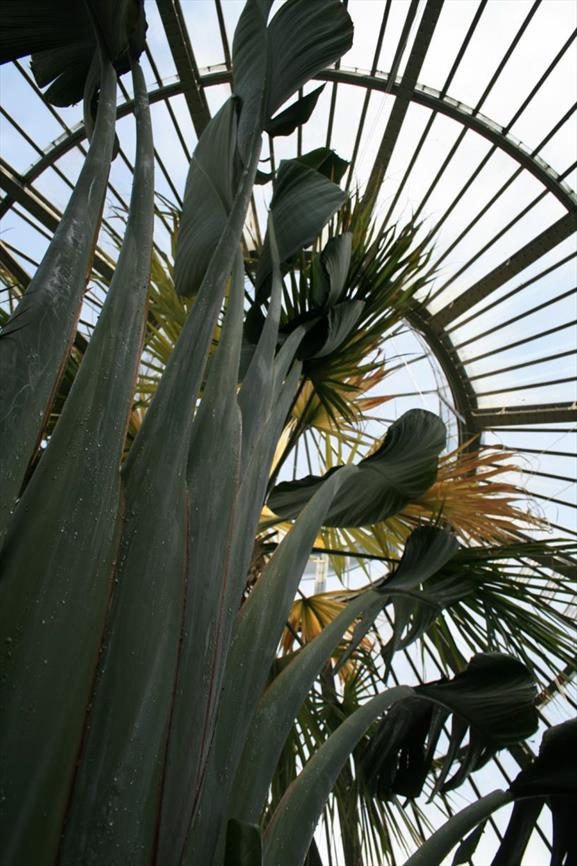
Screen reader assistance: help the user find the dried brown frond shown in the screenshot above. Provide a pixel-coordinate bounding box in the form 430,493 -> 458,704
391,444 -> 547,546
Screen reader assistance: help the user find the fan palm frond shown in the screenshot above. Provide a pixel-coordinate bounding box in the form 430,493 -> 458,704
281,589 -> 374,680
392,445 -> 546,546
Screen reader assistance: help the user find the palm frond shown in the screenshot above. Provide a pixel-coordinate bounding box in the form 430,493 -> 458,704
392,444 -> 547,546
309,439 -> 549,567
282,589 -> 374,680
293,204 -> 436,428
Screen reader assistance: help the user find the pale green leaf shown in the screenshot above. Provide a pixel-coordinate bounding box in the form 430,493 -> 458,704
174,98 -> 239,297
401,791 -> 512,866
263,686 -> 414,866
0,55 -> 116,543
0,59 -> 153,866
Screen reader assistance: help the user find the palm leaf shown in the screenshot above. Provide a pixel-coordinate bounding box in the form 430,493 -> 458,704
0,44 -> 117,542
0,57 -> 154,866
391,444 -> 547,546
269,409 -> 446,527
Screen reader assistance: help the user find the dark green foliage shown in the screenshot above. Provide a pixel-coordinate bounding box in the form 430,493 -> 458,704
401,790 -> 513,866
0,56 -> 154,866
225,820 -> 263,866
174,98 -> 240,297
0,0 -> 147,102
254,157 -> 347,296
232,0 -> 353,162
492,718 -> 577,866
0,45 -> 116,543
362,698 -> 436,799
265,85 -> 325,137
403,719 -> 577,866
509,717 -> 577,799
297,146 -> 349,183
269,409 -> 446,526
451,823 -> 487,865
334,525 -> 460,676
361,654 -> 538,802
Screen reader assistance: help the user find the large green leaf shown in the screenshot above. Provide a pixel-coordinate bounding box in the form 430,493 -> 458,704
300,299 -> 365,360
269,409 -> 446,526
410,540 -> 577,688
510,717 -> 577,799
401,790 -> 512,866
321,231 -> 353,305
361,654 -> 538,802
155,253 -> 245,866
183,466 -> 358,866
419,654 -> 539,776
31,36 -> 93,106
378,527 -> 463,676
265,85 -> 325,137
262,686 -> 414,866
254,158 -> 347,295
1,0 -> 146,102
0,0 -> 85,64
57,112 -> 263,866
175,0 -> 352,295
164,234 -> 304,866
0,51 -> 116,545
232,333 -> 305,601
174,98 -> 239,297
178,237 -> 307,818
0,58 -> 154,866
492,718 -> 577,866
334,526 -> 460,676
177,35 -> 345,310
381,567 -> 475,667
229,586 -> 385,824
224,820 -> 263,866
451,822 -> 487,865
410,721 -> 577,866
229,526 -> 456,827
385,526 -> 461,593
232,0 -> 353,162
232,0 -> 271,163
489,800 -> 543,866
238,218 -> 285,463
297,146 -> 349,183
266,0 -> 353,120
177,234 -> 305,852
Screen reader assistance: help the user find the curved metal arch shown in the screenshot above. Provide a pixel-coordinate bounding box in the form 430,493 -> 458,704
316,68 -> 577,214
2,62 -> 576,221
1,62 -> 575,441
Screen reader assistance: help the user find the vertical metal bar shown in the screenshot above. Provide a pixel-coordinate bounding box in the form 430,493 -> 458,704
144,45 -> 192,161
411,0 -> 542,222
345,0 -> 392,190
360,0 -> 444,219
381,0 -> 487,227
214,0 -> 232,70
156,0 -> 211,135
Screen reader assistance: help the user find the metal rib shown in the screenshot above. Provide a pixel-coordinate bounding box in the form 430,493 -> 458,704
155,0 -> 211,135
434,213 -> 577,329
360,0 -> 444,217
